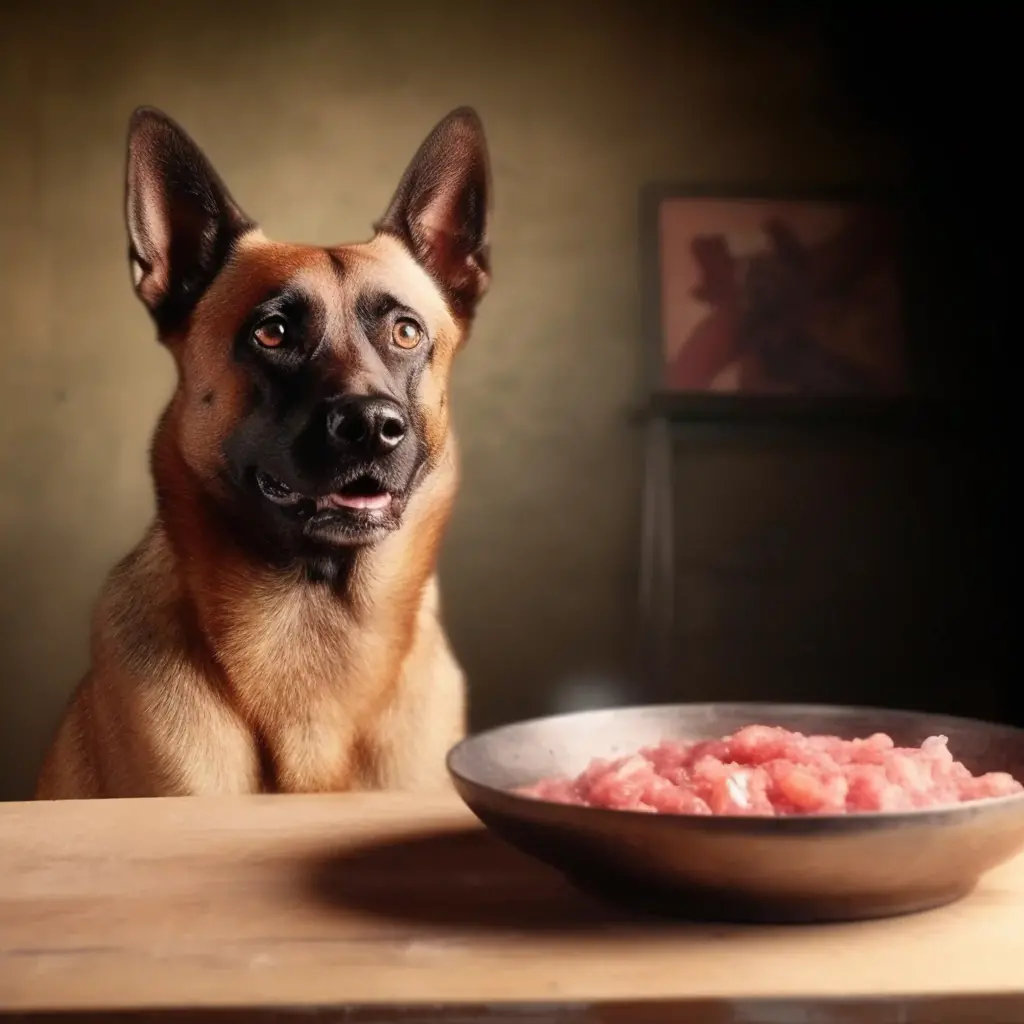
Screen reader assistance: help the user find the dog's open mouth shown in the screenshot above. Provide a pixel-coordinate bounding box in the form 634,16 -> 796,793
320,475 -> 393,511
255,470 -> 393,513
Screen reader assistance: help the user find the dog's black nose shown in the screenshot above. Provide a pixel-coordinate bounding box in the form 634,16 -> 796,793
326,396 -> 407,456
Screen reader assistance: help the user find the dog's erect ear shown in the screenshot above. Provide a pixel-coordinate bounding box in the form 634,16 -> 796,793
376,107 -> 491,319
125,107 -> 254,331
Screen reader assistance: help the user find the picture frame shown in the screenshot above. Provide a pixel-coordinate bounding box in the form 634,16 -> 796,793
639,183 -> 925,425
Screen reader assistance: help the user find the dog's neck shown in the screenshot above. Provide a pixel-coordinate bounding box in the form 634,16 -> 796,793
151,424 -> 459,664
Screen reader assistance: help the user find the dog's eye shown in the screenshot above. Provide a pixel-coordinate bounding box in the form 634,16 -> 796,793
253,320 -> 287,349
392,319 -> 422,350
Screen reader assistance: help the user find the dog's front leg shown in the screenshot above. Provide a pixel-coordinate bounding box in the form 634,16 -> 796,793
120,667 -> 265,797
37,665 -> 264,799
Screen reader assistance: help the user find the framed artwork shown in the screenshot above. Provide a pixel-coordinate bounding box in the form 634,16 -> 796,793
640,185 -> 914,420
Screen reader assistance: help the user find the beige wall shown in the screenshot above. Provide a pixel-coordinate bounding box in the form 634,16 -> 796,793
0,0 -> 900,799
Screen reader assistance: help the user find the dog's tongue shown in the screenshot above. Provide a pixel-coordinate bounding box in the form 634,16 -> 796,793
320,491 -> 392,511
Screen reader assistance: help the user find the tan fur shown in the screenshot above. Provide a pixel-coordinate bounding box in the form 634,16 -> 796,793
36,230 -> 470,800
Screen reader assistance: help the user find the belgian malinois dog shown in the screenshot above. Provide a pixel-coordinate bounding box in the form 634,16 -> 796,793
35,105 -> 490,799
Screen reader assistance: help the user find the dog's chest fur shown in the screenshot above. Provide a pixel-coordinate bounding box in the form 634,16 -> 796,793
94,511 -> 464,798
210,562 -> 450,792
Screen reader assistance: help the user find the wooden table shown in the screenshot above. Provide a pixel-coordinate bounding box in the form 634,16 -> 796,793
1,794 -> 1022,1023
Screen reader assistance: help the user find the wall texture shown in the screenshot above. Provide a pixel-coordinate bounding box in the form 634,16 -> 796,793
0,0 -> 905,800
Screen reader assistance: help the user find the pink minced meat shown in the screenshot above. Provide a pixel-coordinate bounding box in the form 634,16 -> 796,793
517,725 -> 1023,815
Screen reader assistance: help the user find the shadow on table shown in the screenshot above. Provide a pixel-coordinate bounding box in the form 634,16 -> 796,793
303,823 -> 677,934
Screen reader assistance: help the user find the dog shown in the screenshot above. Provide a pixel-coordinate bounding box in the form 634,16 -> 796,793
35,105 -> 491,799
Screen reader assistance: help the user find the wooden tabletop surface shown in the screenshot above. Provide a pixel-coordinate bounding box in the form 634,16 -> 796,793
1,793 -> 1023,1022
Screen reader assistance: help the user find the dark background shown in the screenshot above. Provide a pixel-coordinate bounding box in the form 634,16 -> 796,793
0,0 -> 1014,799
646,3 -> 1013,724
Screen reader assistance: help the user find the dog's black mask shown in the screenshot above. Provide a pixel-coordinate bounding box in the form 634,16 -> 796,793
221,282 -> 430,558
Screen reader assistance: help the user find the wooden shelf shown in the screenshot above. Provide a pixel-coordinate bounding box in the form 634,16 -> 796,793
636,393 -> 1000,437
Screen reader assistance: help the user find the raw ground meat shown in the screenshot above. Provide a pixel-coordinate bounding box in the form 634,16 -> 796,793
517,725 -> 1023,816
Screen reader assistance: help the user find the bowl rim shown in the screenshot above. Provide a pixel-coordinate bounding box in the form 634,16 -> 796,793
446,700 -> 1024,829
